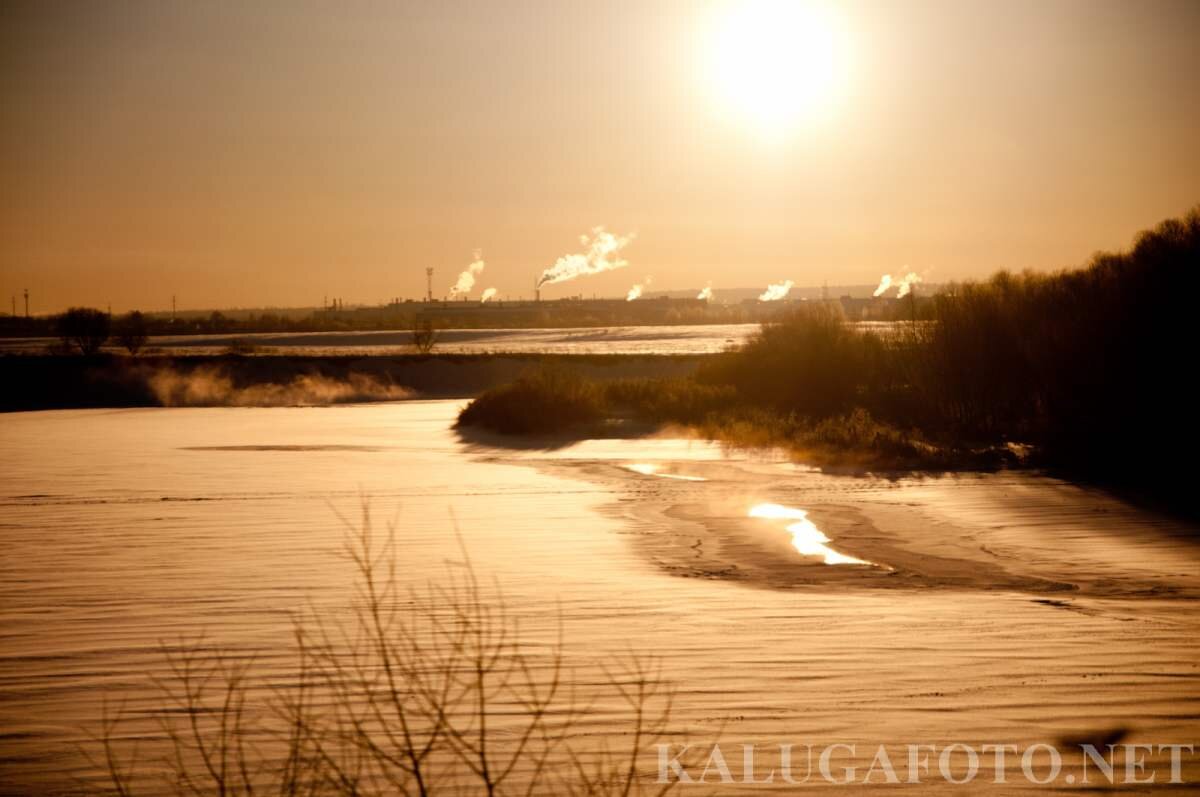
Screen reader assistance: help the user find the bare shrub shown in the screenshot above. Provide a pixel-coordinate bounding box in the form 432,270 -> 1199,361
115,311 -> 149,355
93,504 -> 694,795
412,317 -> 438,354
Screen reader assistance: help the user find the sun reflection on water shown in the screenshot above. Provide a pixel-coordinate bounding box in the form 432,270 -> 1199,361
749,502 -> 874,566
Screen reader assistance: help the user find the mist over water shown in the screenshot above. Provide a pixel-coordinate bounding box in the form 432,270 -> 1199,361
148,366 -> 413,406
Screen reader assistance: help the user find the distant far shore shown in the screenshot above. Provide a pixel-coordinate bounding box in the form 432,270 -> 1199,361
0,323 -> 764,357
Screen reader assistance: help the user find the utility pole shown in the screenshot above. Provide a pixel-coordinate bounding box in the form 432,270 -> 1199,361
425,268 -> 434,302
172,295 -> 177,322
23,288 -> 29,318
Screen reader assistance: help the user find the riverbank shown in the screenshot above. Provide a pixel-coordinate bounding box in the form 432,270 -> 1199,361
454,364 -> 1015,471
453,360 -> 1196,516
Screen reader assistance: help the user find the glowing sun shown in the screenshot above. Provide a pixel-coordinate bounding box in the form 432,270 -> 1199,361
705,0 -> 848,135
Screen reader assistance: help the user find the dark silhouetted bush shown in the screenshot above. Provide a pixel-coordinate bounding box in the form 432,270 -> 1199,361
603,377 -> 735,425
698,302 -> 864,415
457,365 -> 605,434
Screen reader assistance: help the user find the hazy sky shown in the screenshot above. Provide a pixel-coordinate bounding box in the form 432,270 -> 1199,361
2,0 -> 1198,313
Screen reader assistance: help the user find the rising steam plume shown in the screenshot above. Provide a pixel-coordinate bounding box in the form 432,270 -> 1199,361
697,282 -> 713,301
480,287 -> 498,303
873,271 -> 922,298
896,272 -> 922,298
148,366 -> 413,407
626,275 -> 652,301
536,227 -> 634,288
759,280 -> 794,301
449,250 -> 486,298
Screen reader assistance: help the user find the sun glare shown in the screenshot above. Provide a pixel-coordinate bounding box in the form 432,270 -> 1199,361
706,0 -> 847,135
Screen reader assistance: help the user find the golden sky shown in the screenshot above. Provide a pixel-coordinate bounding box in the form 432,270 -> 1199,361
2,0 -> 1198,313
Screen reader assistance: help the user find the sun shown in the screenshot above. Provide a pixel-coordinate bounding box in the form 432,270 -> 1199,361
705,0 -> 848,135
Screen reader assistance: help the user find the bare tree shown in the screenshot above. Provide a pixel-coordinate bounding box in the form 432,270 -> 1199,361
57,307 -> 110,355
412,317 -> 438,354
115,311 -> 149,355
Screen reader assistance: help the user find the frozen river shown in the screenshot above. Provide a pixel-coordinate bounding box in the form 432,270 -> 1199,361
1,401 -> 1198,793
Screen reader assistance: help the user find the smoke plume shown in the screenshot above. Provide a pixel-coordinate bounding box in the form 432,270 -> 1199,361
480,287 -> 498,303
697,282 -> 713,301
896,272 -> 922,298
626,275 -> 652,302
536,227 -> 634,288
758,280 -> 794,301
873,271 -> 923,298
449,250 -> 486,298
